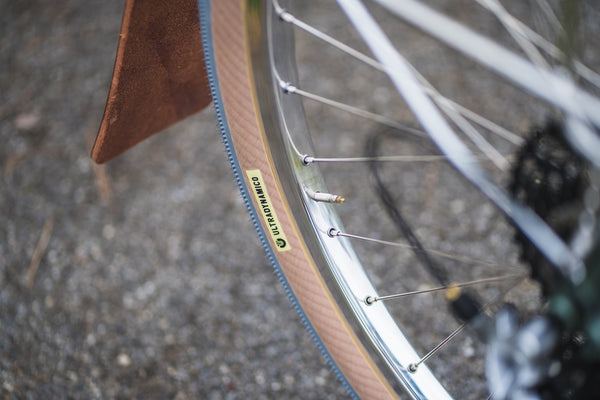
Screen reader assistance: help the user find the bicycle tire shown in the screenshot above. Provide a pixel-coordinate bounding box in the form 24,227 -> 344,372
198,1 -> 454,399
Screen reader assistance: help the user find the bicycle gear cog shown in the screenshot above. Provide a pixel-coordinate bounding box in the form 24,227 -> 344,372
509,120 -> 588,295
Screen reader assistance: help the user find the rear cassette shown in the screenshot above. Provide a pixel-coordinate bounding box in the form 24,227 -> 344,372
509,120 -> 588,295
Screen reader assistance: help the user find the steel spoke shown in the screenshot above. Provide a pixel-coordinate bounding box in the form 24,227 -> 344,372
366,274 -> 525,304
408,324 -> 466,372
371,0 -> 600,127
330,229 -> 516,270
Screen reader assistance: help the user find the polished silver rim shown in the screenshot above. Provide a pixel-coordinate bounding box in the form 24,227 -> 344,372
249,1 -> 454,398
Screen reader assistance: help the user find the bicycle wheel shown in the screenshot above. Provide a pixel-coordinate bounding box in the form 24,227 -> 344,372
199,0 -> 600,399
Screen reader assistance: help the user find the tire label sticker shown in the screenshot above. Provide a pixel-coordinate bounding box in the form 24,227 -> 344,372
246,169 -> 291,252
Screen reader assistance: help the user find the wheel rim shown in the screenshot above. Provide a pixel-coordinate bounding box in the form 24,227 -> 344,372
247,1 -> 453,398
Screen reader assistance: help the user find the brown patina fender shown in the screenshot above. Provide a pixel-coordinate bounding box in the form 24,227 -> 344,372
91,0 -> 211,163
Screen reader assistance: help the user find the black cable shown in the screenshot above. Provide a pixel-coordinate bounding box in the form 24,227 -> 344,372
365,128 -> 483,323
365,129 -> 449,286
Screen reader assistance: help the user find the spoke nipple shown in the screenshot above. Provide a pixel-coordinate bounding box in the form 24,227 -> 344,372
277,7 -> 294,23
365,296 -> 376,305
302,155 -> 313,165
280,81 -> 296,94
328,228 -> 340,238
408,363 -> 418,373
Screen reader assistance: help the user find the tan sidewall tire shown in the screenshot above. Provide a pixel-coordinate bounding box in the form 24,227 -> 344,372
207,1 -> 400,399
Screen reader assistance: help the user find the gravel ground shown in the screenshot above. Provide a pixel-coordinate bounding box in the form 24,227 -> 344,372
3,1 -> 597,399
0,1 -> 349,399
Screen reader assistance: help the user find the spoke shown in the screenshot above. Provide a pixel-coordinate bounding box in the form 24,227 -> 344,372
404,60 -> 524,148
476,0 -> 550,70
273,0 -> 382,71
330,229 -> 516,270
412,71 -> 511,170
304,155 -> 446,164
338,0 -> 583,283
366,274 -> 525,304
304,151 -> 513,165
407,271 -> 529,373
446,99 -> 524,146
371,0 -> 600,127
408,324 -> 466,372
407,273 -> 525,374
501,1 -> 600,88
276,75 -> 516,168
526,1 -> 600,87
284,75 -> 518,167
275,4 -> 525,148
535,0 -> 562,33
574,61 -> 600,89
280,80 -> 425,137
